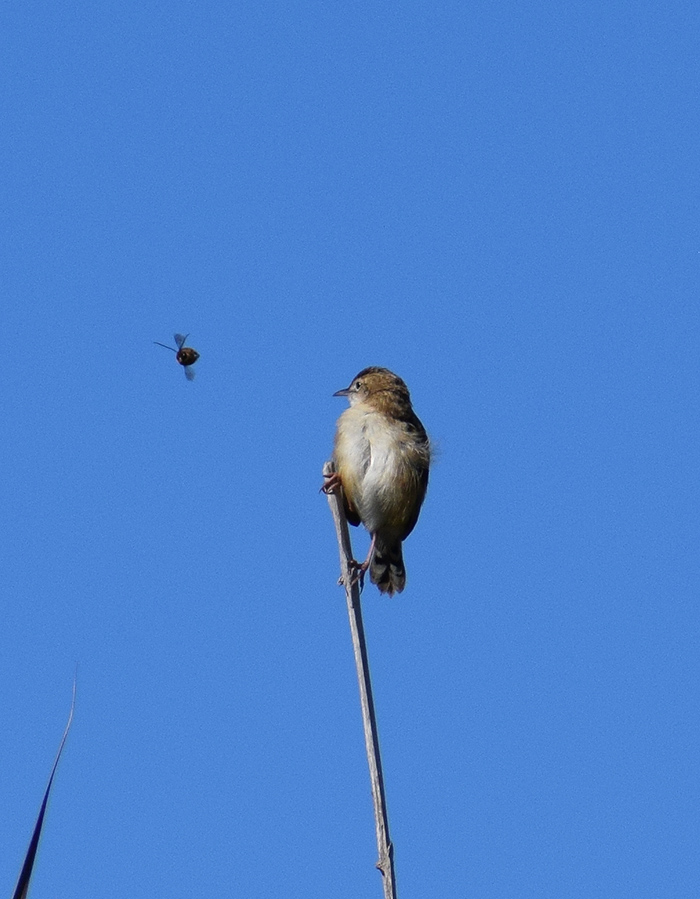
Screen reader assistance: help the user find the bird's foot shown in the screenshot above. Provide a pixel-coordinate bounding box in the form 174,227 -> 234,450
346,558 -> 368,592
338,559 -> 367,591
321,472 -> 342,494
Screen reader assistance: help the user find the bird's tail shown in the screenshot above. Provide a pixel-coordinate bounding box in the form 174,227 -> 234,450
370,540 -> 406,596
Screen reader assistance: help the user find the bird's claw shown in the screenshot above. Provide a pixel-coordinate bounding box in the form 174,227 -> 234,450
347,559 -> 367,592
321,472 -> 342,494
338,559 -> 366,592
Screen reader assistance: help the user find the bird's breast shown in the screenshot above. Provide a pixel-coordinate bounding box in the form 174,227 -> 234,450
334,406 -> 426,536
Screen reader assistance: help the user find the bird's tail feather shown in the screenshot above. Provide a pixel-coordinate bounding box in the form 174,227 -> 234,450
370,541 -> 406,596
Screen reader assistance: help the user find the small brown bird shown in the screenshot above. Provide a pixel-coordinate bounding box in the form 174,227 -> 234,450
154,333 -> 200,381
325,367 -> 430,596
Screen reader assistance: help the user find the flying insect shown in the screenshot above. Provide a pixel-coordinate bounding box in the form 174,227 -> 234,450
154,333 -> 200,381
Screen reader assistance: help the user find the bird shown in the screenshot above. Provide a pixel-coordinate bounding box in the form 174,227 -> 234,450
325,367 -> 430,596
154,333 -> 200,380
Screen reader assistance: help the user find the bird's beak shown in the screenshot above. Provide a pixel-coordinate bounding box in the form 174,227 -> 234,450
333,387 -> 351,397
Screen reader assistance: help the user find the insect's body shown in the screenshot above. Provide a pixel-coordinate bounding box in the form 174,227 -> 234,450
155,333 -> 199,380
175,346 -> 199,368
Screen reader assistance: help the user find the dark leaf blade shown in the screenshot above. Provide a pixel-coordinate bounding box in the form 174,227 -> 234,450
12,678 -> 76,899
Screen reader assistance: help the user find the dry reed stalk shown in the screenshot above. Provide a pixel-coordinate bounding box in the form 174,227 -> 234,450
323,461 -> 397,899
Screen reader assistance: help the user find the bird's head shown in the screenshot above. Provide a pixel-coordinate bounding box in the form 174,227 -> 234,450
334,367 -> 412,412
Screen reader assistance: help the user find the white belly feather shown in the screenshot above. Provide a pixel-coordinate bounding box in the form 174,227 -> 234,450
335,406 -> 419,536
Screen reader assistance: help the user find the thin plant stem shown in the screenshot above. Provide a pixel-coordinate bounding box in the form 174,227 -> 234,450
13,674 -> 76,899
323,461 -> 397,899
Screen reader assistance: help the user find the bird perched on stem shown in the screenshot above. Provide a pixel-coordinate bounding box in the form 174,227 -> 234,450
324,367 -> 430,596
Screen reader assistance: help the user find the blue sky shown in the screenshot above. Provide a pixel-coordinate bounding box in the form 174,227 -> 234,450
1,1 -> 699,896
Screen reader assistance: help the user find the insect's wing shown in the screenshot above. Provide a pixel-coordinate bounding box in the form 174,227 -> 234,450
184,365 -> 196,381
154,341 -> 176,352
174,333 -> 188,349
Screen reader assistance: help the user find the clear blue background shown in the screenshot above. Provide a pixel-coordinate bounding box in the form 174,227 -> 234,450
1,2 -> 698,896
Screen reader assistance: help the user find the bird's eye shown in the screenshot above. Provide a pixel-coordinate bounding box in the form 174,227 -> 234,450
354,381 -> 362,390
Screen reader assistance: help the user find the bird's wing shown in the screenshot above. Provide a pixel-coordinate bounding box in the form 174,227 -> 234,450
343,494 -> 361,528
